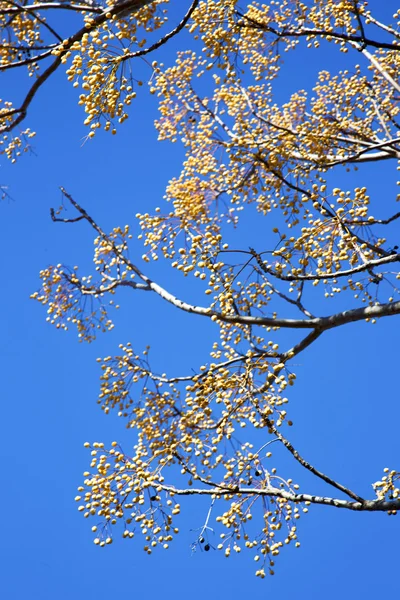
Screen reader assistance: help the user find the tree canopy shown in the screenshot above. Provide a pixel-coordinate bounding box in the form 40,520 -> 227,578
2,0 -> 400,578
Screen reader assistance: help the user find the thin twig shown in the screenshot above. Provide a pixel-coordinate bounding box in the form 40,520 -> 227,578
260,415 -> 364,503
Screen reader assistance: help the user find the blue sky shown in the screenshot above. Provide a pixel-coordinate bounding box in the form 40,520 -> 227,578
1,2 -> 399,598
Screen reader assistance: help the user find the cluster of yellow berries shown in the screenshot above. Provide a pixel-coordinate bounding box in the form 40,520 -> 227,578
76,440 -> 182,552
0,10 -> 41,68
31,265 -> 114,342
0,125 -> 36,164
77,438 -> 304,576
373,469 -> 400,514
0,99 -> 36,162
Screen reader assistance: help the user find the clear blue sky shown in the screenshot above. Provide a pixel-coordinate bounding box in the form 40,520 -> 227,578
1,2 -> 399,598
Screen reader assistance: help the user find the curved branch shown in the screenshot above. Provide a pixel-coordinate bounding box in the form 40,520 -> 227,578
250,248 -> 400,282
0,2 -> 102,13
0,48 -> 55,71
140,352 -> 279,385
158,483 -> 400,512
235,13 -> 400,52
120,0 -> 200,61
240,86 -> 400,166
52,189 -> 400,332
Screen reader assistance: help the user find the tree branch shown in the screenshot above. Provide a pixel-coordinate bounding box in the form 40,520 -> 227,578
158,483 -> 400,512
259,415 -> 364,503
119,0 -> 200,61
0,2 -> 103,14
250,248 -> 400,282
235,13 -> 400,52
51,189 -> 400,332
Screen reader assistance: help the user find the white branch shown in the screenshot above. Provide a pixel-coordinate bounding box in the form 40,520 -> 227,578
159,483 -> 400,512
0,2 -> 102,12
58,189 -> 400,332
358,46 -> 400,95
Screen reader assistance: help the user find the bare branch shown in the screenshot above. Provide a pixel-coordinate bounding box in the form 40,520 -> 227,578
158,483 -> 400,513
358,46 -> 400,95
235,12 -> 400,52
259,415 -> 364,503
0,49 -> 56,71
120,0 -> 200,61
250,248 -> 400,282
0,2 -> 102,14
